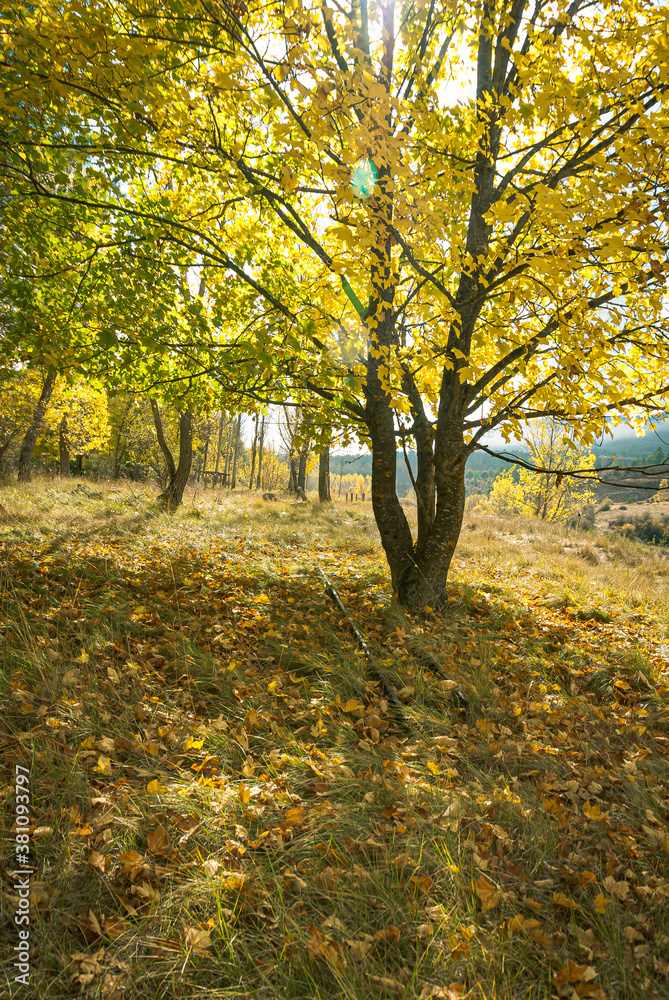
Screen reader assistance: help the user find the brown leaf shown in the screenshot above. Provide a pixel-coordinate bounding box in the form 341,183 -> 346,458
374,924 -> 400,943
365,974 -> 405,995
147,825 -> 170,854
184,925 -> 212,955
603,876 -> 629,899
473,875 -> 500,911
88,850 -> 106,871
307,925 -> 347,973
103,915 -> 130,941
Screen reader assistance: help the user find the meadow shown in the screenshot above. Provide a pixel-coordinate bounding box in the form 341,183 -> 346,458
0,479 -> 668,1000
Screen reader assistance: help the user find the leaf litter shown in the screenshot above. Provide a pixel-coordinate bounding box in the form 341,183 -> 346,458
0,481 -> 668,998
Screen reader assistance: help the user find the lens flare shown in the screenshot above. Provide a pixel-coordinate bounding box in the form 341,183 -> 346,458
350,159 -> 378,199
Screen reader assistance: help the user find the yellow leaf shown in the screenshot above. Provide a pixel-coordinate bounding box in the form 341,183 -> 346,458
594,893 -> 611,914
75,649 -> 89,664
343,698 -> 364,712
583,800 -> 608,821
20,703 -> 34,714
146,779 -> 166,794
184,736 -> 204,750
239,782 -> 250,804
552,892 -> 578,910
95,755 -> 112,776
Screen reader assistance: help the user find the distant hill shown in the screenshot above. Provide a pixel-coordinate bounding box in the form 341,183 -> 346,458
331,429 -> 669,502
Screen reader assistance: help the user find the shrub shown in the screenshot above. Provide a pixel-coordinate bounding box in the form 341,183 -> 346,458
599,499 -> 611,511
581,504 -> 596,530
609,510 -> 669,546
465,493 -> 493,514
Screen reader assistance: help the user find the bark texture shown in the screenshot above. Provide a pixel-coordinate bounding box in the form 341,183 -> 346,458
318,446 -> 331,502
17,369 -> 57,482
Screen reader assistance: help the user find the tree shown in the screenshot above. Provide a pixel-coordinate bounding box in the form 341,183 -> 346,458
107,393 -> 160,479
41,381 -> 110,476
255,413 -> 266,489
318,446 -> 331,502
7,1 -> 669,605
490,421 -> 595,521
150,400 -> 193,511
230,414 -> 243,489
17,369 -> 57,481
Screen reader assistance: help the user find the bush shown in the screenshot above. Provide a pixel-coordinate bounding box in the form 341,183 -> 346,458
581,504 -> 596,530
599,499 -> 611,511
465,493 -> 493,514
609,510 -> 669,546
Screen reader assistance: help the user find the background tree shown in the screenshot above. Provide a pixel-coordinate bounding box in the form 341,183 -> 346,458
489,420 -> 595,522
41,381 -> 110,476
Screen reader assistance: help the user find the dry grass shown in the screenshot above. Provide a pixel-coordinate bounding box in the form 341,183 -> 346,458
0,478 -> 668,1000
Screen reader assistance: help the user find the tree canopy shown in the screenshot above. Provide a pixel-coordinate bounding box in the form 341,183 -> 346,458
3,0 -> 669,603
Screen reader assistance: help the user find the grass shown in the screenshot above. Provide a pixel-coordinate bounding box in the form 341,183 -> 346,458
0,478 -> 668,999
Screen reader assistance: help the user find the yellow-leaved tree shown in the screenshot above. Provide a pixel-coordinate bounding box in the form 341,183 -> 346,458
6,1 -> 669,603
490,421 -> 595,521
41,382 -> 111,476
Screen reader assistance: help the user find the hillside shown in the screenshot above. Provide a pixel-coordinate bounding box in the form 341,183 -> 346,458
0,481 -> 668,999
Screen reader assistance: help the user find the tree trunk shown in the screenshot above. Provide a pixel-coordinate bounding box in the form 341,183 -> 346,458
297,442 -> 309,492
255,415 -> 266,489
59,416 -> 70,477
214,413 -> 224,478
75,455 -> 83,476
318,446 -> 331,502
231,413 -> 242,489
151,400 -> 193,511
201,432 -> 209,483
287,455 -> 298,493
223,420 -> 233,486
248,418 -> 258,489
17,368 -> 57,482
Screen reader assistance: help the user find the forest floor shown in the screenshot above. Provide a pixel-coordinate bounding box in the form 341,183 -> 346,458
0,478 -> 668,1000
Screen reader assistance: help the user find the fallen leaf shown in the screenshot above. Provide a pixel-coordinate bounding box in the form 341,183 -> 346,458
594,893 -> 611,915
473,875 -> 501,911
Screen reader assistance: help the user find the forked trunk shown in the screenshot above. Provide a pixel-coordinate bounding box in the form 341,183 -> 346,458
151,400 -> 193,511
397,434 -> 467,608
366,341 -> 468,608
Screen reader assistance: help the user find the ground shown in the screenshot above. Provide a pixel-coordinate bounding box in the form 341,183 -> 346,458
0,479 -> 668,1000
